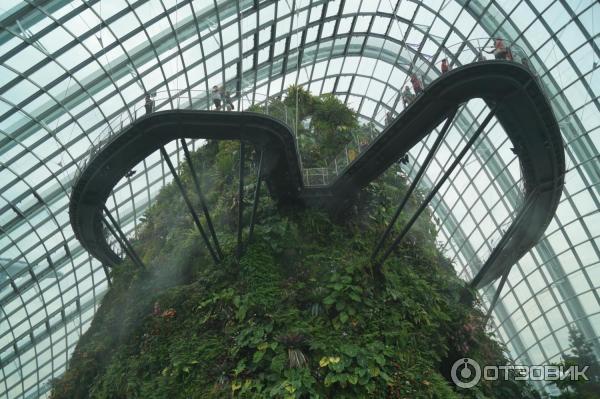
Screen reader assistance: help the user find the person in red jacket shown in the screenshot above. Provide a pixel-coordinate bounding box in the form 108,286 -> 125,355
492,38 -> 508,59
411,74 -> 423,95
441,58 -> 450,74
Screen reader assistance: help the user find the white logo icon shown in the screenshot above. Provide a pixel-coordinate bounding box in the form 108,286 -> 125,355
451,358 -> 482,388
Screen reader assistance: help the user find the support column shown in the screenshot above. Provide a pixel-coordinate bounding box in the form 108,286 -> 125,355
237,141 -> 246,258
376,106 -> 497,270
180,138 -> 223,259
247,149 -> 264,245
101,209 -> 145,269
160,146 -> 219,264
372,108 -> 458,262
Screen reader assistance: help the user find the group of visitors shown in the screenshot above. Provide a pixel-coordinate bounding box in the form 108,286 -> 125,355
479,38 -> 532,65
144,39 -> 524,119
488,38 -> 529,66
399,38 -> 527,109
436,39 -> 518,75
212,85 -> 235,111
487,38 -> 512,60
143,86 -> 236,115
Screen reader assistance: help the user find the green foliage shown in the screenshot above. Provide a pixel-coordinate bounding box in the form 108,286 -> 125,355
309,94 -> 358,160
284,85 -> 316,121
52,92 -> 539,399
550,327 -> 600,398
250,85 -> 365,166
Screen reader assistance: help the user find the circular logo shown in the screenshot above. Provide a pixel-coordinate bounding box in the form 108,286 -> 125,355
451,358 -> 481,389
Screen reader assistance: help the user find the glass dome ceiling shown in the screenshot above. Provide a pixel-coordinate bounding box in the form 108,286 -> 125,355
0,0 -> 598,397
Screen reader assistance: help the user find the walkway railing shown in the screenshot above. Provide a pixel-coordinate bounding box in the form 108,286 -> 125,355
301,38 -> 543,186
75,90 -> 299,183
76,38 -> 542,188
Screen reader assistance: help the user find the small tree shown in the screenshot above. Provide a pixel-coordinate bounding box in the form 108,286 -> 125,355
283,85 -> 315,121
551,327 -> 600,398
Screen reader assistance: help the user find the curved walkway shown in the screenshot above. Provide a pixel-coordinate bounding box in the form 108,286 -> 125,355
69,61 -> 564,288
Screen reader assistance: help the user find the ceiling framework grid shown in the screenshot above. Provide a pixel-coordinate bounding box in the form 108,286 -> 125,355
0,0 -> 598,397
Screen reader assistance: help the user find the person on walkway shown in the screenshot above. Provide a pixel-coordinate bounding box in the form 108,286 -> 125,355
491,38 -> 509,60
358,137 -> 369,152
222,88 -> 234,111
144,93 -> 154,115
399,153 -> 409,165
212,85 -> 222,110
441,58 -> 450,74
410,74 -> 423,95
386,111 -> 394,125
402,86 -> 415,107
505,46 -> 514,61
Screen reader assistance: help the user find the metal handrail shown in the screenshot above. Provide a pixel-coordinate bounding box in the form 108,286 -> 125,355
301,37 -> 542,187
75,38 -> 543,189
73,90 -> 299,184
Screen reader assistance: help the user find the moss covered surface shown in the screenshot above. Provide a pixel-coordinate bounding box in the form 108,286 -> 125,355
53,90 -> 541,398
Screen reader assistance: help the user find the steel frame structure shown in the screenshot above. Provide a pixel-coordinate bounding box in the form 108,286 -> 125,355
0,1 -> 598,397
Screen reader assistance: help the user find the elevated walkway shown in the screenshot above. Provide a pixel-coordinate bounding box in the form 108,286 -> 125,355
70,61 -> 564,288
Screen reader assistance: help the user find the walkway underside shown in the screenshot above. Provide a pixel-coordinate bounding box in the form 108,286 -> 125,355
70,61 -> 564,288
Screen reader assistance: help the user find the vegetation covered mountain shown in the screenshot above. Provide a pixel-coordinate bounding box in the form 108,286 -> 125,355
52,88 -> 540,398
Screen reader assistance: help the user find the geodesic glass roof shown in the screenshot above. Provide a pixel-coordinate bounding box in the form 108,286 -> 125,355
0,1 -> 598,397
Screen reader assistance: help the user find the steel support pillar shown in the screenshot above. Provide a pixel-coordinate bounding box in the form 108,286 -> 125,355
101,209 -> 145,269
180,138 -> 223,259
160,146 -> 219,264
485,265 -> 511,321
237,141 -> 246,258
372,108 -> 458,262
376,106 -> 497,270
247,149 -> 264,245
